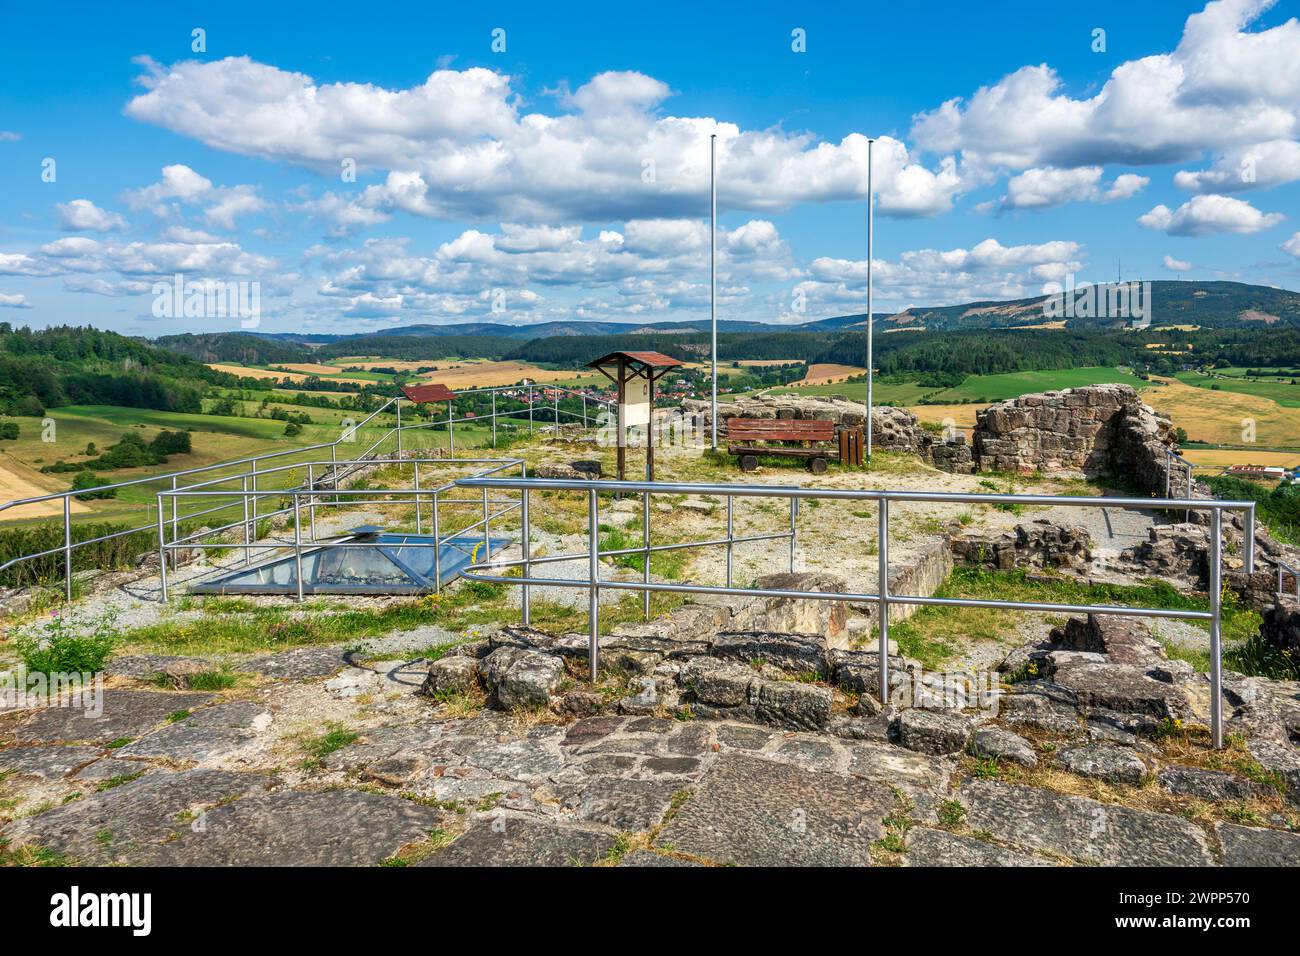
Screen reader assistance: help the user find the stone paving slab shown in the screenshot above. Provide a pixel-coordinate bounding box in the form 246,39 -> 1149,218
11,690 -> 214,745
70,756 -> 153,782
139,790 -> 447,866
904,827 -> 1055,866
1216,822 -> 1300,866
419,816 -> 616,867
117,701 -> 271,762
6,768 -> 271,864
655,753 -> 894,866
243,646 -> 350,679
105,655 -> 214,678
0,744 -> 101,780
558,776 -> 686,830
959,780 -> 1214,866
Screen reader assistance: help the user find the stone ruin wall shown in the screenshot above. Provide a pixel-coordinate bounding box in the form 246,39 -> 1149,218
685,383 -> 1174,491
971,383 -> 1176,494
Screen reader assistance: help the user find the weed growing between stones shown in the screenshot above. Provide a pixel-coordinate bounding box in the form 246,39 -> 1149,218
299,723 -> 360,770
11,608 -> 117,675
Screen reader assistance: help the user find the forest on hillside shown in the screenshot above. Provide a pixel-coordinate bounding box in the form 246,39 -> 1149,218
0,324 -> 232,416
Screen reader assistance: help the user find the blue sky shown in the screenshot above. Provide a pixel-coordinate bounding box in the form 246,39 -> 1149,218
1,0 -> 1298,334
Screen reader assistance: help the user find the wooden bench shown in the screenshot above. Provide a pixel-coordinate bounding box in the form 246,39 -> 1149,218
727,418 -> 847,473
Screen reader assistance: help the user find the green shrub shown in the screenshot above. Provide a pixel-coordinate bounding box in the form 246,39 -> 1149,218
13,609 -> 118,675
70,471 -> 117,500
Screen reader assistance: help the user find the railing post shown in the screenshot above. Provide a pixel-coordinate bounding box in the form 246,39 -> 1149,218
156,495 -> 169,603
521,488 -> 531,626
553,390 -> 559,439
396,397 -> 403,461
413,463 -> 422,534
582,394 -> 588,429
63,495 -> 73,603
1243,504 -> 1255,575
877,497 -> 890,706
491,391 -> 498,449
642,489 -> 651,621
1209,507 -> 1224,749
243,473 -> 252,564
292,492 -> 305,603
788,498 -> 798,573
448,400 -> 455,454
250,459 -> 259,545
482,486 -> 490,555
432,490 -> 441,593
528,385 -> 534,434
169,475 -> 178,571
307,464 -> 317,542
588,488 -> 600,681
725,495 -> 734,589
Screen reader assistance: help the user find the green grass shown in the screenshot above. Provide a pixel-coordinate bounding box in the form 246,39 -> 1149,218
886,567 -> 1260,670
1176,370 -> 1300,408
599,525 -> 689,579
300,724 -> 360,769
928,367 -> 1146,403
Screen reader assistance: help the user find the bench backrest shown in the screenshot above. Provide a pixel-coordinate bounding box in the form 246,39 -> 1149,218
727,417 -> 836,443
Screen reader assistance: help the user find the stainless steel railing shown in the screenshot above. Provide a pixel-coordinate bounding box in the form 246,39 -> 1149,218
0,383 -> 615,600
454,476 -> 1257,748
1277,559 -> 1300,602
156,456 -> 527,602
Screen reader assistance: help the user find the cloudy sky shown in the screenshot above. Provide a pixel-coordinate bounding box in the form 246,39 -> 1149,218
1,0 -> 1299,334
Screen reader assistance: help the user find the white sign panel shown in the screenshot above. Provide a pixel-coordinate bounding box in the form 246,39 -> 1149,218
621,377 -> 650,430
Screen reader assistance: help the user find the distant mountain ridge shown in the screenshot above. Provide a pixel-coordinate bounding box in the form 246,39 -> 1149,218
247,281 -> 1298,345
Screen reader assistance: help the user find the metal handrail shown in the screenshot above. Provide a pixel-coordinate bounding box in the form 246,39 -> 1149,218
156,455 -> 527,603
0,379 -> 618,597
1277,559 -> 1300,602
453,475 -> 1257,749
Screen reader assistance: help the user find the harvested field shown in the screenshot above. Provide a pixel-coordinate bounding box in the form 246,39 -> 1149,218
207,364 -> 376,387
0,458 -> 89,519
798,363 -> 866,386
1141,377 -> 1300,448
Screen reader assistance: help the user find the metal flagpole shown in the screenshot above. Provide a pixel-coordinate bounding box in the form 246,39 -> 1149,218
710,132 -> 718,452
866,137 -> 875,462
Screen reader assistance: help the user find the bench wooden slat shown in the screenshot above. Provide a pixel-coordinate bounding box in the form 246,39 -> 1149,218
728,445 -> 828,458
726,418 -> 835,442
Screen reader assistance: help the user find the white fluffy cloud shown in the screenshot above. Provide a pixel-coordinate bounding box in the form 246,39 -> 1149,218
0,292 -> 32,308
912,0 -> 1300,175
56,199 -> 127,232
1282,233 -> 1300,259
1175,140 -> 1300,192
1000,166 -> 1148,210
795,237 -> 1085,315
125,59 -> 962,222
1138,194 -> 1284,236
125,164 -> 266,230
300,216 -> 801,323
1163,255 -> 1194,272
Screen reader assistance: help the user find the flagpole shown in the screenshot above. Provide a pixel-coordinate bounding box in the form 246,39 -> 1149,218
866,137 -> 874,462
710,132 -> 718,451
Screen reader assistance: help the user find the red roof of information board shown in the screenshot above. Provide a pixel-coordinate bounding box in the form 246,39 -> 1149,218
585,351 -> 682,369
400,383 -> 456,403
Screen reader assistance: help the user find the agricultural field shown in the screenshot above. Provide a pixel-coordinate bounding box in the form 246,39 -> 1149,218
1142,377 -> 1300,449
210,357 -> 598,392
1180,447 -> 1300,474
0,403 -> 400,526
1175,370 -> 1300,408
797,363 -> 866,385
